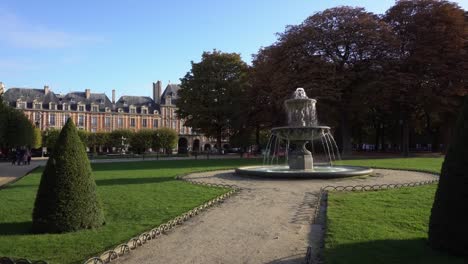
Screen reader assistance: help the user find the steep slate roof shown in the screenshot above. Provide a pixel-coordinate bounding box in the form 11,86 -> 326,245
63,92 -> 113,111
160,84 -> 180,105
3,88 -> 59,108
115,96 -> 160,113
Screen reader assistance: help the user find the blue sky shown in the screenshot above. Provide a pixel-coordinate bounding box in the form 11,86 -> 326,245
1,0 -> 467,98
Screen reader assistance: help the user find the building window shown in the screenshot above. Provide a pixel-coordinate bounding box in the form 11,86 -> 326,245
49,103 -> 56,110
34,102 -> 42,109
63,104 -> 69,111
118,117 -> 123,127
91,116 -> 97,126
92,105 -> 99,112
105,107 -> 111,112
78,105 -> 85,112
142,108 -> 148,114
17,101 -> 26,109
153,119 -> 159,128
105,117 -> 111,127
172,120 -> 177,129
78,115 -> 85,126
142,119 -> 147,127
130,118 -> 136,127
63,114 -> 70,124
34,112 -> 41,126
130,107 -> 136,114
118,108 -> 123,113
153,110 -> 159,115
49,113 -> 56,126
166,96 -> 171,105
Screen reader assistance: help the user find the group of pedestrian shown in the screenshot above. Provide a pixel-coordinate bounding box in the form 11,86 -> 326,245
9,148 -> 31,166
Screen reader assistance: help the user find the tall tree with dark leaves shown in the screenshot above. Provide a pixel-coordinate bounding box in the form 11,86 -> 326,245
250,7 -> 397,154
384,0 -> 467,154
177,50 -> 249,153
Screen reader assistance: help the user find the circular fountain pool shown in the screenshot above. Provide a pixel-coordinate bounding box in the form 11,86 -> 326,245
236,165 -> 373,179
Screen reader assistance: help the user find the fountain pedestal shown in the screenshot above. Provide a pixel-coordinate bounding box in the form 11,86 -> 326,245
288,141 -> 313,170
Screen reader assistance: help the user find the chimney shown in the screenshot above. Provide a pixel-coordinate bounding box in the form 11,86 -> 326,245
153,81 -> 162,104
85,88 -> 91,99
112,89 -> 116,104
44,85 -> 50,95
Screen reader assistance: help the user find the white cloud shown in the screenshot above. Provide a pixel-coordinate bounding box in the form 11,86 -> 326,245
0,11 -> 104,49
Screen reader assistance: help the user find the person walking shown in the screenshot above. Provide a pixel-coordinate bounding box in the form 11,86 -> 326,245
26,149 -> 31,165
15,149 -> 21,166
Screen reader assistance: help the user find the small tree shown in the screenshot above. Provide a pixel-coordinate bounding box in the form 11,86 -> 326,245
32,119 -> 104,233
32,128 -> 42,149
429,97 -> 468,256
109,129 -> 133,152
43,129 -> 61,149
129,129 -> 153,154
155,127 -> 178,154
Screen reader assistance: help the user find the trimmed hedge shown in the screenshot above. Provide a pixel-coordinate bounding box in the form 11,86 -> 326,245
32,119 -> 104,233
429,97 -> 468,256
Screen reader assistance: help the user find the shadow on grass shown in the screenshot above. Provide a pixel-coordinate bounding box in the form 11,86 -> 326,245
95,176 -> 174,186
0,221 -> 32,235
324,238 -> 465,264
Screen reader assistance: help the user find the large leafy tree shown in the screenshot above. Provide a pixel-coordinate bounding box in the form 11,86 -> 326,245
0,99 -> 35,148
177,50 -> 249,153
429,97 -> 468,256
32,119 -> 104,233
250,7 -> 396,155
384,0 -> 467,154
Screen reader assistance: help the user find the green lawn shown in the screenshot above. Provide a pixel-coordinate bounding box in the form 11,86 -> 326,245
326,157 -> 464,264
0,158 -> 261,264
337,157 -> 443,174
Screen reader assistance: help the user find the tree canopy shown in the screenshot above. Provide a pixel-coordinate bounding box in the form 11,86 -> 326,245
177,50 -> 250,153
248,1 -> 467,154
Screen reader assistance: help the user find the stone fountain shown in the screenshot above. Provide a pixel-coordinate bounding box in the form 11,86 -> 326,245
236,88 -> 372,178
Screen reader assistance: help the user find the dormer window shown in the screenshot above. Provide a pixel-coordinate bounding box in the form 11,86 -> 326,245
49,102 -> 56,110
92,105 -> 99,112
129,105 -> 136,114
98,99 -> 104,104
123,101 -> 128,107
16,100 -> 26,109
166,96 -> 171,105
63,103 -> 69,111
118,108 -> 123,113
105,107 -> 111,112
153,110 -> 159,115
78,104 -> 85,112
141,107 -> 148,114
34,102 -> 42,109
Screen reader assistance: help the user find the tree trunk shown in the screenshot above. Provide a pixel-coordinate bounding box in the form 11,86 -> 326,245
340,109 -> 352,156
217,132 -> 222,154
402,119 -> 410,157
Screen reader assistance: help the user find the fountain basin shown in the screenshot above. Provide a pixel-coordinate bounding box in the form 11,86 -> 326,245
236,165 -> 373,179
272,126 -> 330,140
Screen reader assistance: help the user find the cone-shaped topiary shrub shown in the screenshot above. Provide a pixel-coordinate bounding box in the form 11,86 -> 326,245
429,97 -> 468,256
32,118 -> 104,233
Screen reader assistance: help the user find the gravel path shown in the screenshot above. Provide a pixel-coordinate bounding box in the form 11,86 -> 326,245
117,169 -> 437,264
0,161 -> 41,187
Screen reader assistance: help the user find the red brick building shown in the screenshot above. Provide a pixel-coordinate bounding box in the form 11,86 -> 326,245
2,81 -> 215,152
